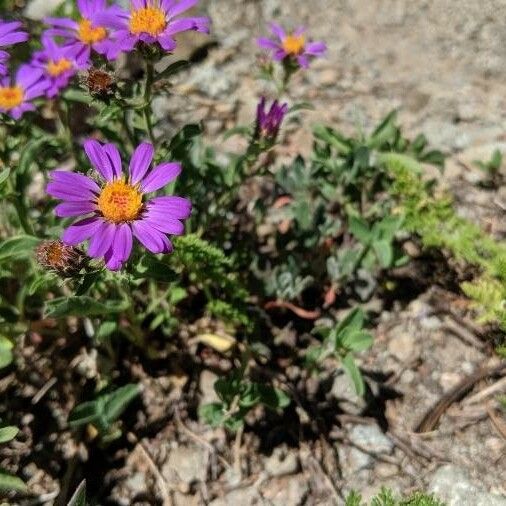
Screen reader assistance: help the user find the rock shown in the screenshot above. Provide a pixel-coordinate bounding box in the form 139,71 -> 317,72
162,445 -> 209,486
25,0 -> 64,18
387,327 -> 419,363
261,475 -> 309,506
439,372 -> 463,392
330,372 -> 366,415
429,465 -> 506,506
348,425 -> 394,455
264,447 -> 299,477
199,369 -> 220,406
209,487 -> 259,506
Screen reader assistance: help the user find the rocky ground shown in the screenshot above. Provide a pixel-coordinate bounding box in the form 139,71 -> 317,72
16,0 -> 506,504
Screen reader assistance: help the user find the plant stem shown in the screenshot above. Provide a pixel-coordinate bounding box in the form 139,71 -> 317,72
143,61 -> 156,145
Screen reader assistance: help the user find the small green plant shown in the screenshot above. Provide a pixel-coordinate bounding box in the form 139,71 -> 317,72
0,424 -> 26,493
307,308 -> 373,396
345,487 -> 446,506
67,480 -> 86,506
199,369 -> 290,432
68,384 -> 140,442
474,149 -> 503,187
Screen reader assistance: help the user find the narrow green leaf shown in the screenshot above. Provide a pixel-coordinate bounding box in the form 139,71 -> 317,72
67,479 -> 86,506
44,296 -> 129,318
102,384 -> 140,424
155,60 -> 189,81
373,239 -> 393,268
0,236 -> 39,263
342,353 -> 365,397
340,330 -> 373,352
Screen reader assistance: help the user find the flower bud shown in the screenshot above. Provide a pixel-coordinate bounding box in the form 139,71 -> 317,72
254,97 -> 288,142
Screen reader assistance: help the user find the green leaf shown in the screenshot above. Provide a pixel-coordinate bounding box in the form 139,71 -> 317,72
198,403 -> 225,427
0,167 -> 10,186
0,470 -> 26,492
349,216 -> 372,244
373,239 -> 393,268
44,296 -> 128,318
67,479 -> 86,506
101,384 -> 140,424
63,88 -> 94,104
0,426 -> 18,443
259,386 -> 291,410
342,353 -> 365,396
335,308 -> 365,337
155,60 -> 189,81
134,255 -> 178,283
0,235 -> 39,263
287,101 -> 314,114
340,330 -> 373,352
18,135 -> 55,174
0,336 -> 13,369
222,125 -> 252,140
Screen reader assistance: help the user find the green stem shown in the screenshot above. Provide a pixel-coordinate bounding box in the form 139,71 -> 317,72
143,61 -> 156,145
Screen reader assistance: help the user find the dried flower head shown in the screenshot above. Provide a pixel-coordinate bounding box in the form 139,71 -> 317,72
35,240 -> 87,277
82,67 -> 115,98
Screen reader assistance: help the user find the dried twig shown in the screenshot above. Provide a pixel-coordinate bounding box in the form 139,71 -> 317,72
137,442 -> 173,506
415,362 -> 506,432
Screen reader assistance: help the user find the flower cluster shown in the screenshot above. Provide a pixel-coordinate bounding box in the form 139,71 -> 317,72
0,0 -> 210,118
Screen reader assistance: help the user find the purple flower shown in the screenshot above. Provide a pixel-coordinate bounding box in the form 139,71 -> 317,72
47,140 -> 192,271
0,65 -> 49,119
0,20 -> 29,75
256,23 -> 326,68
96,0 -> 210,60
255,97 -> 288,141
44,0 -> 120,63
31,36 -> 89,98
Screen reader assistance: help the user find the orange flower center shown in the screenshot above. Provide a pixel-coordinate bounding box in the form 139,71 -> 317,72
77,18 -> 107,45
0,86 -> 24,110
282,34 -> 305,55
129,6 -> 166,36
97,179 -> 143,223
47,58 -> 73,77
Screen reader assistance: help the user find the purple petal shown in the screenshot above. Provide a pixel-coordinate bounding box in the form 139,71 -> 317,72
164,16 -> 209,36
88,221 -> 116,257
44,17 -> 79,29
0,30 -> 28,46
62,216 -> 101,245
46,182 -> 95,201
104,247 -> 123,270
158,34 -> 177,51
83,139 -> 114,181
269,23 -> 285,40
114,223 -> 133,262
140,162 -> 181,193
256,37 -> 279,50
144,214 -> 184,235
305,41 -> 327,56
132,220 -> 169,254
16,64 -> 44,89
103,143 -> 123,179
167,0 -> 198,17
147,196 -> 192,219
129,142 -> 154,184
54,201 -> 97,217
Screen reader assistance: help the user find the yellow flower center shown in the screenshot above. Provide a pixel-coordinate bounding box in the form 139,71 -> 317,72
0,86 -> 24,110
47,58 -> 73,77
97,179 -> 143,223
77,18 -> 107,45
129,6 -> 166,36
282,34 -> 305,55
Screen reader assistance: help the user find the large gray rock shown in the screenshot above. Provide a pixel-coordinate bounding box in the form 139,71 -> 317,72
429,465 -> 506,506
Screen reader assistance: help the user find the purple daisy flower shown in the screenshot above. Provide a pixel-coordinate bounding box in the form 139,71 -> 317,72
31,36 -> 89,98
256,23 -> 326,69
0,20 -> 29,75
254,97 -> 288,142
96,0 -> 210,60
44,0 -> 120,63
0,64 -> 49,119
47,140 -> 191,271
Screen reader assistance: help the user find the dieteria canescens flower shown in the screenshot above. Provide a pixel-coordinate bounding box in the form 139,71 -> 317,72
0,20 -> 29,75
96,0 -> 210,60
47,140 -> 191,271
257,23 -> 326,69
254,97 -> 288,142
0,65 -> 49,119
31,36 -> 88,98
35,240 -> 87,277
44,0 -> 121,62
